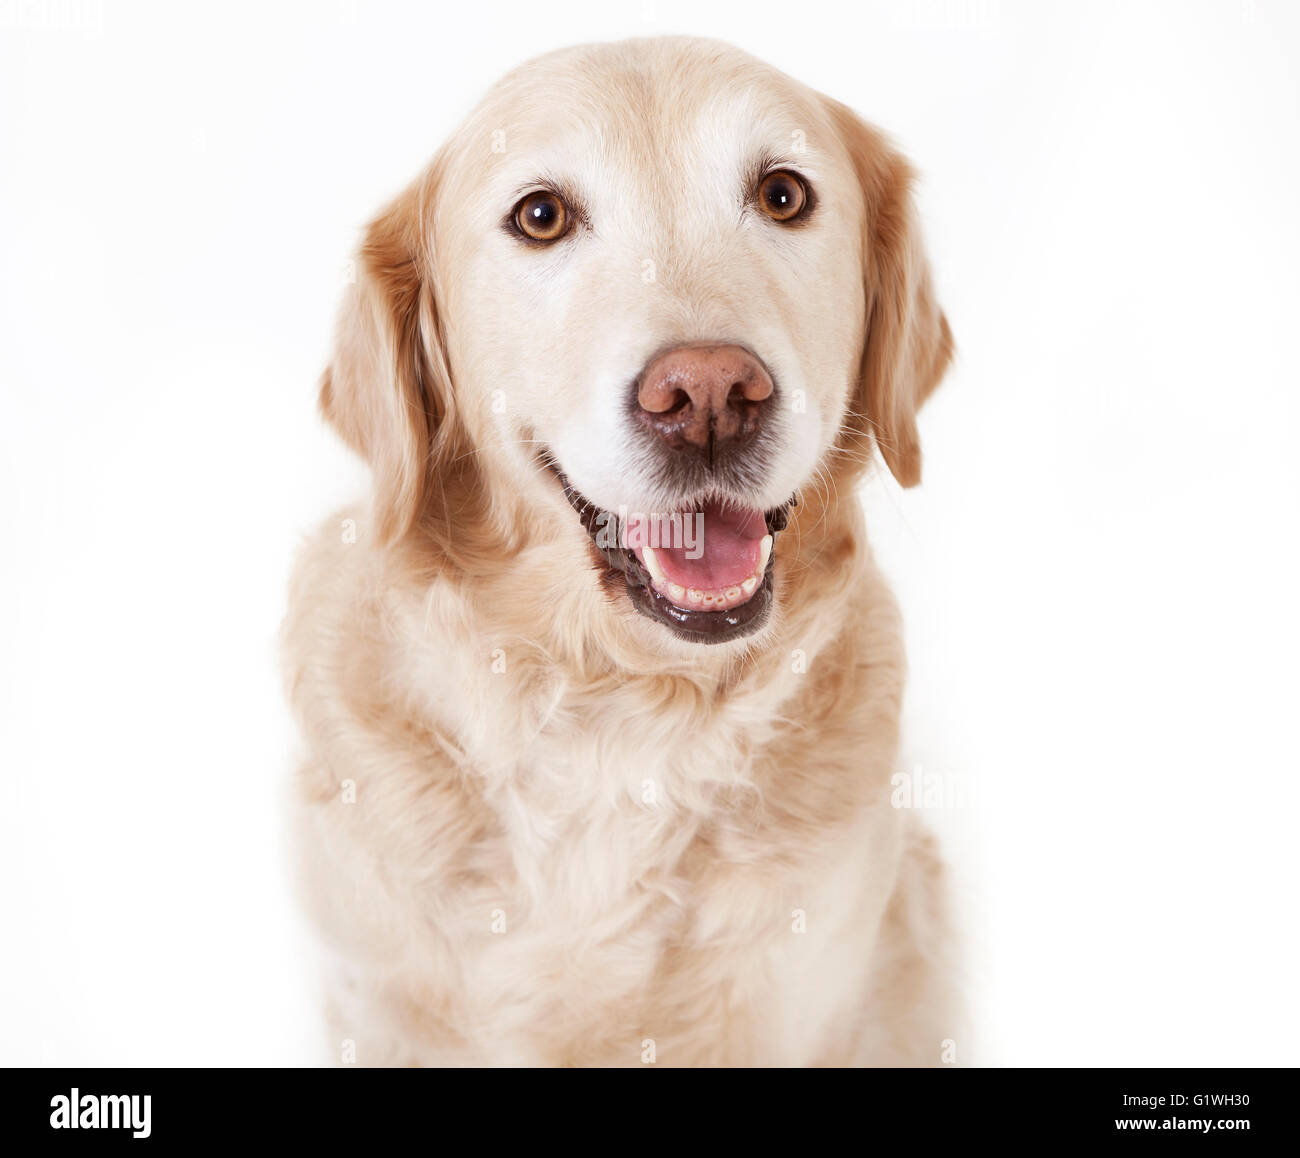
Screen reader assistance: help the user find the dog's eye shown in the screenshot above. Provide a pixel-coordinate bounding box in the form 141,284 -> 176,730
757,171 -> 808,223
513,191 -> 570,242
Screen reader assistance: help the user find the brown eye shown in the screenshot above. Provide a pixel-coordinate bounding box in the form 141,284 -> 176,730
514,191 -> 569,241
757,170 -> 808,222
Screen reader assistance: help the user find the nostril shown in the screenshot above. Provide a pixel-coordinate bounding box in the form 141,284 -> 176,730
735,371 -> 773,405
638,378 -> 685,415
664,388 -> 692,415
728,379 -> 767,407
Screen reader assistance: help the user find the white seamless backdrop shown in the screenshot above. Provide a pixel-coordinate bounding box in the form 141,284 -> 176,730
2,0 -> 1297,1066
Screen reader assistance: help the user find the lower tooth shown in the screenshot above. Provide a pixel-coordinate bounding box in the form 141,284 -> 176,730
668,582 -> 686,602
687,588 -> 704,605
725,587 -> 741,602
741,576 -> 758,596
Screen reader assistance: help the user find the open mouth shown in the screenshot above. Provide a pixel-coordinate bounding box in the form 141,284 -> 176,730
547,462 -> 794,645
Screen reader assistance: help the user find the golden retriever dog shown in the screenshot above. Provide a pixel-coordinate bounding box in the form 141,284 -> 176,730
282,36 -> 954,1067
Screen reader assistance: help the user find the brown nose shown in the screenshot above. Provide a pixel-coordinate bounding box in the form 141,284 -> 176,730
635,344 -> 774,454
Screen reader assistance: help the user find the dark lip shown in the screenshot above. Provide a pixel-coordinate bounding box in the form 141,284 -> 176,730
543,456 -> 794,645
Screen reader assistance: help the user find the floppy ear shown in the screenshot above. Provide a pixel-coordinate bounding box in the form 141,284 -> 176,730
825,101 -> 953,488
319,176 -> 452,543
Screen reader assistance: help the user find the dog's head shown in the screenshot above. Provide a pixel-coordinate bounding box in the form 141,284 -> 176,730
321,38 -> 951,652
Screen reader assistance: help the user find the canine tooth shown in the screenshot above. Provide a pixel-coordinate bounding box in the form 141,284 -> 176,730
668,582 -> 686,602
741,576 -> 758,596
759,534 -> 773,572
642,545 -> 667,585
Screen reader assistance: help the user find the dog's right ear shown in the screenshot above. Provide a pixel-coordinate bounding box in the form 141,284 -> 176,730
319,175 -> 452,544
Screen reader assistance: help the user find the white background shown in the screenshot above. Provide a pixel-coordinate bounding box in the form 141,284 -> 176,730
2,0 -> 1297,1066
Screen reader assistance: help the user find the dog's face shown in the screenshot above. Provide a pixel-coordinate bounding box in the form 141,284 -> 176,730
322,39 -> 951,651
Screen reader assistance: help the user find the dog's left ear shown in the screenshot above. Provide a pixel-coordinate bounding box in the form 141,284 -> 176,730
825,100 -> 953,487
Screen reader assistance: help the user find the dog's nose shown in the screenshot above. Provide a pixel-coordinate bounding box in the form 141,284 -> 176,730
636,344 -> 774,453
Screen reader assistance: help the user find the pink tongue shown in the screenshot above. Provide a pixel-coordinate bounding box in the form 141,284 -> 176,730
635,501 -> 766,590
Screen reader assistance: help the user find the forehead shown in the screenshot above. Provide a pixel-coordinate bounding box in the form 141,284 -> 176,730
444,41 -> 843,207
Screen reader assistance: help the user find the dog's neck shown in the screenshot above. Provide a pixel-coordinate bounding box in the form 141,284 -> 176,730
376,477 -> 880,792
